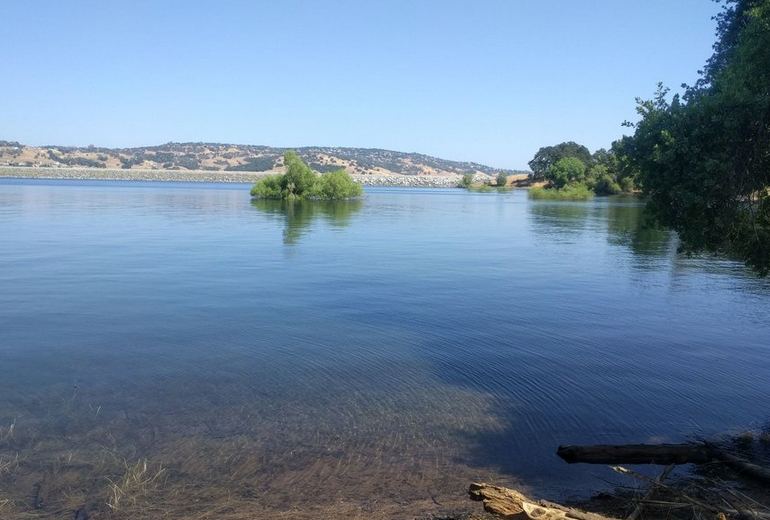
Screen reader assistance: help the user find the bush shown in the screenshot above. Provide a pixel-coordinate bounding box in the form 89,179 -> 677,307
529,183 -> 593,200
594,174 -> 622,195
250,175 -> 283,199
496,172 -> 508,186
311,169 -> 363,200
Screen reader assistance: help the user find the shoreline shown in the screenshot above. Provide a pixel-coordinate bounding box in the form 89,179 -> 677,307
0,166 -> 467,188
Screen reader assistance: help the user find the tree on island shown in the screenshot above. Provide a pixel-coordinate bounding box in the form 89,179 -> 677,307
250,151 -> 363,200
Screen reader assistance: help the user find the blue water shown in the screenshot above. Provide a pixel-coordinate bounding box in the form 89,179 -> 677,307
1,178 -> 769,516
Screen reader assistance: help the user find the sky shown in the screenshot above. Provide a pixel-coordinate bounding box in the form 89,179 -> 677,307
2,1 -> 722,170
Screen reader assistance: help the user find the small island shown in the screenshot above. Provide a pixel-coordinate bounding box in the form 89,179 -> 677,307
250,151 -> 363,200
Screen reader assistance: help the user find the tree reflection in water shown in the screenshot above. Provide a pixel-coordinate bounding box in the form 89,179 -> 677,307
251,198 -> 363,245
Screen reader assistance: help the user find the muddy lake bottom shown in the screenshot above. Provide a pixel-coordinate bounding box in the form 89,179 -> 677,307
1,179 -> 769,518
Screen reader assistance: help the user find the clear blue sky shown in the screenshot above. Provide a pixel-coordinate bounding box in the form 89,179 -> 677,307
2,1 -> 721,170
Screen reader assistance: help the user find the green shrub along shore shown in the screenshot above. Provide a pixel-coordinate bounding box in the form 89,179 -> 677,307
529,183 -> 594,201
250,151 -> 363,200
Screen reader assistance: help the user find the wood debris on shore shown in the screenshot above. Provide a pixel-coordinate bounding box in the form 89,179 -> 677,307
469,439 -> 770,520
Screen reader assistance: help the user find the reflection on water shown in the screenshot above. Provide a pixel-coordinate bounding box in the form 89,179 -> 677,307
604,197 -> 674,256
251,198 -> 363,245
1,181 -> 769,519
528,201 -> 592,236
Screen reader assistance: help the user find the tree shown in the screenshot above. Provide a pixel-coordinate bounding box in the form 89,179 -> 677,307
459,172 -> 474,188
281,151 -> 317,199
620,0 -> 770,275
496,172 -> 508,187
528,142 -> 592,180
545,157 -> 587,189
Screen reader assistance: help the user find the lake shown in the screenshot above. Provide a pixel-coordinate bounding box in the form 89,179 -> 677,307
1,179 -> 768,518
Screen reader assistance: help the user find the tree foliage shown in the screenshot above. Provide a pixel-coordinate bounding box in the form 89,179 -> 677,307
528,142 -> 592,180
618,0 -> 770,274
250,151 -> 363,200
546,157 -> 587,189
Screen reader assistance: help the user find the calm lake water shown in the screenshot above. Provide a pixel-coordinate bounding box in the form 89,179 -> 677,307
1,179 -> 769,518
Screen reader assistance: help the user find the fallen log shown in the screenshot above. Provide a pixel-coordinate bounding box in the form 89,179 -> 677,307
469,483 -> 618,520
557,442 -> 770,483
557,443 -> 711,465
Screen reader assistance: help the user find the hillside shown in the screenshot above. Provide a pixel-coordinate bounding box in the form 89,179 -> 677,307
0,141 -> 525,178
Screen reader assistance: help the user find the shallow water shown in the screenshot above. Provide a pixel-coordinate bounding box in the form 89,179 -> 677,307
1,179 -> 769,518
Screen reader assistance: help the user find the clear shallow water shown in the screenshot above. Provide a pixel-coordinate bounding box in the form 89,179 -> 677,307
1,179 -> 769,517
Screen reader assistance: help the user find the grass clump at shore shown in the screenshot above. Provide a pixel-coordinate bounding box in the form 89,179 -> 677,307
529,183 -> 593,201
250,151 -> 362,200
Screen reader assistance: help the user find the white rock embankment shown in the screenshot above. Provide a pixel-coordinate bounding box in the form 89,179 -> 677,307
0,166 -> 470,188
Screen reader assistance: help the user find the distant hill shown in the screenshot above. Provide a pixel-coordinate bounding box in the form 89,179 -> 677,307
0,141 -> 525,177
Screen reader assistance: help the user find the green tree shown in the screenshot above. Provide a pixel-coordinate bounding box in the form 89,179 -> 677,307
528,142 -> 592,180
496,172 -> 508,187
620,0 -> 770,274
546,157 -> 587,188
281,151 -> 317,199
459,172 -> 474,188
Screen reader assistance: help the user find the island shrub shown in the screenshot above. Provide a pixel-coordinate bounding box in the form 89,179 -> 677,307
250,175 -> 283,198
250,151 -> 362,200
311,169 -> 364,199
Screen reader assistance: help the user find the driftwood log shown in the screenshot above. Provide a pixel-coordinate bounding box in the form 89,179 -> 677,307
557,443 -> 711,465
557,442 -> 770,483
469,483 -> 618,520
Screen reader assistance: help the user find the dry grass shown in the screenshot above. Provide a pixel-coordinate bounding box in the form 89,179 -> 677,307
106,459 -> 166,512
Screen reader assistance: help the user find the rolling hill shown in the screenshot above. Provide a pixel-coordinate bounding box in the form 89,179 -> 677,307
0,141 -> 525,178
